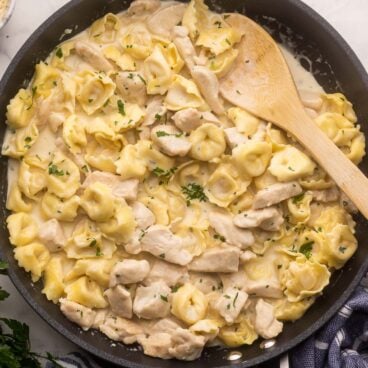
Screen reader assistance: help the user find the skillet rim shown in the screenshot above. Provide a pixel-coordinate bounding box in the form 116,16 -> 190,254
0,0 -> 368,367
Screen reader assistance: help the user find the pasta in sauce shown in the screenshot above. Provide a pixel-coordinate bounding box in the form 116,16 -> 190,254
2,0 -> 366,361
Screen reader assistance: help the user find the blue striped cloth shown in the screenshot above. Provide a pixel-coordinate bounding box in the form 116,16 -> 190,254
47,273 -> 368,368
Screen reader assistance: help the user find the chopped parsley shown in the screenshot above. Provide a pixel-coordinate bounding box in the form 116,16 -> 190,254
117,100 -> 126,116
160,295 -> 168,302
292,193 -> 305,204
339,246 -> 347,254
288,166 -> 295,172
152,166 -> 177,185
95,246 -> 102,257
55,47 -> 63,58
89,239 -> 97,247
81,165 -> 89,173
137,74 -> 147,85
233,292 -> 239,307
214,233 -> 226,242
155,130 -> 183,138
299,240 -> 314,259
181,183 -> 208,204
48,164 -> 64,176
138,229 -> 147,241
225,38 -> 231,45
159,253 -> 166,259
26,86 -> 38,111
171,284 -> 182,293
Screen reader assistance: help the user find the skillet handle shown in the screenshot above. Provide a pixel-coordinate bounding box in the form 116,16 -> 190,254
280,354 -> 289,368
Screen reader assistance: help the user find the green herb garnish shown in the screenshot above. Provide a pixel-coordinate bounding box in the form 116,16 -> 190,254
117,100 -> 126,116
55,47 -> 63,58
181,183 -> 208,203
48,164 -> 64,176
292,193 -> 305,204
299,241 -> 314,259
152,166 -> 177,185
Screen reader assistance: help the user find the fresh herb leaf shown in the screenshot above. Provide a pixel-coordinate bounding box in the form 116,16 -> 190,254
292,193 -> 305,204
171,284 -> 182,293
89,239 -> 97,247
55,48 -> 63,58
48,164 -> 64,176
299,241 -> 314,259
95,247 -> 102,257
160,295 -> 168,302
152,166 -> 177,185
181,183 -> 208,203
156,131 -> 170,137
117,100 -> 126,116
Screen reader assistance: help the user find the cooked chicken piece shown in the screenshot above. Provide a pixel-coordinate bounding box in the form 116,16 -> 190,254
60,298 -> 96,331
173,26 -> 197,70
147,3 -> 186,39
240,250 -> 257,264
138,332 -> 172,359
212,287 -> 248,324
132,202 -> 155,229
143,96 -> 167,126
104,285 -> 133,319
254,299 -> 283,339
190,273 -> 222,294
144,259 -> 188,286
189,319 -> 220,342
141,225 -> 193,266
151,125 -> 192,157
220,271 -> 283,298
169,328 -> 206,361
253,182 -> 303,209
224,127 -> 248,149
151,317 -> 184,333
188,246 -> 240,273
99,314 -> 144,344
191,66 -> 224,115
75,41 -> 113,72
133,282 -> 171,319
208,211 -> 254,249
299,90 -> 323,111
312,187 -> 340,203
234,207 -> 284,232
38,219 -> 66,252
340,192 -> 358,213
172,108 -> 221,132
116,71 -> 147,106
127,0 -> 160,15
91,309 -> 109,329
112,179 -> 139,201
110,259 -> 150,287
82,171 -> 139,201
252,121 -> 267,142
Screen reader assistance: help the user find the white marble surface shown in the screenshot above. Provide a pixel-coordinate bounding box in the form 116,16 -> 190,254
0,0 -> 367,361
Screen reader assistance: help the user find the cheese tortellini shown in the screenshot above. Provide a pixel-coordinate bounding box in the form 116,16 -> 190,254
2,0 -> 365,362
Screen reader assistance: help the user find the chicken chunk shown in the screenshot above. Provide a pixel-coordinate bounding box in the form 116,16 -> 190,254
143,97 -> 167,126
234,207 -> 284,232
138,328 -> 205,361
82,171 -> 139,201
188,246 -> 240,273
253,182 -> 303,209
220,271 -> 283,298
116,71 -> 147,106
172,108 -> 220,132
104,285 -> 133,319
169,328 -> 206,361
138,332 -> 172,359
190,273 -> 222,294
60,298 -> 96,331
224,127 -> 248,149
147,3 -> 186,39
75,41 -> 113,72
254,299 -> 283,339
212,288 -> 248,324
110,259 -> 150,287
208,211 -> 254,249
240,250 -> 257,264
141,225 -> 193,266
91,309 -> 109,329
151,317 -> 184,333
144,259 -> 188,286
132,202 -> 155,230
191,65 -> 224,115
38,219 -> 66,252
173,26 -> 197,70
133,282 -> 171,319
99,315 -> 144,344
128,0 -> 160,15
312,186 -> 340,203
151,124 -> 192,157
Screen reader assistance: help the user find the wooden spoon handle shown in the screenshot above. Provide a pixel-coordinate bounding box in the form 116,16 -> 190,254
292,114 -> 368,218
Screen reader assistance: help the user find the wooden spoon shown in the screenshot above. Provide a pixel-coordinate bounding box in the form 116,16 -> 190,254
220,13 -> 368,219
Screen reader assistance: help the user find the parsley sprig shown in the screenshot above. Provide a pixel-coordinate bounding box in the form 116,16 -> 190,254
181,183 -> 208,204
152,167 -> 177,185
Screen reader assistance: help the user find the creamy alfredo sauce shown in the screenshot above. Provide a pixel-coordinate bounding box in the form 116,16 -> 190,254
3,0 -> 363,362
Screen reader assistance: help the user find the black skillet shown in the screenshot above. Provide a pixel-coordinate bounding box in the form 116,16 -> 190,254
0,0 -> 368,367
